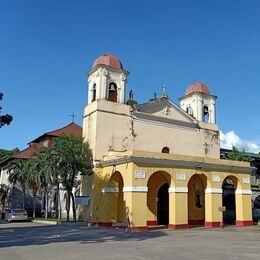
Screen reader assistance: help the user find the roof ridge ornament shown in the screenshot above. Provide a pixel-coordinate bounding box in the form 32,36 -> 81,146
161,83 -> 168,98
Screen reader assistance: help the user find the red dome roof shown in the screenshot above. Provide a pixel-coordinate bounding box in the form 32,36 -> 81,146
92,54 -> 123,70
186,82 -> 209,95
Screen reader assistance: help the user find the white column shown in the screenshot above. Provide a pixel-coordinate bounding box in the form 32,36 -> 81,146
87,78 -> 92,104
101,68 -> 108,100
93,68 -> 103,100
197,96 -> 203,121
120,73 -> 127,104
210,99 -> 216,124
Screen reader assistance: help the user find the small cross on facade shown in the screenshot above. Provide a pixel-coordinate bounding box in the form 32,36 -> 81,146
69,112 -> 77,123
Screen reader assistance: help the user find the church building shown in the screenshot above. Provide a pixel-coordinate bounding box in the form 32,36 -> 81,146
81,54 -> 253,230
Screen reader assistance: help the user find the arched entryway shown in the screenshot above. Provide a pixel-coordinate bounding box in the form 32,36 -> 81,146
147,171 -> 171,227
157,183 -> 169,225
188,174 -> 207,226
253,195 -> 260,223
254,195 -> 260,209
110,171 -> 124,223
222,176 -> 237,225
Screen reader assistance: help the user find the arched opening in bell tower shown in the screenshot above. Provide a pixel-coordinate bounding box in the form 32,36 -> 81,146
203,105 -> 209,122
92,84 -> 96,102
108,82 -> 118,102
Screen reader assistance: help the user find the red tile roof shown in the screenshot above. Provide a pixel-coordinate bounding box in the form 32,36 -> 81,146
7,123 -> 82,161
46,122 -> 82,136
13,143 -> 40,159
92,54 -> 123,70
29,123 -> 82,144
186,82 -> 209,95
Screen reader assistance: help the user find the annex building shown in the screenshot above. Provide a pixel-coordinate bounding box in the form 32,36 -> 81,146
81,54 -> 253,230
0,123 -> 82,218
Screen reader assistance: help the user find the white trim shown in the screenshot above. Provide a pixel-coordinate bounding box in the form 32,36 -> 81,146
123,186 -> 148,192
168,187 -> 188,193
101,187 -> 119,193
235,189 -> 252,195
205,188 -> 222,194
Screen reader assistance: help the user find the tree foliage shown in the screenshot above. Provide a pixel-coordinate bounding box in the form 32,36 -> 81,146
26,158 -> 43,218
34,148 -> 60,219
7,159 -> 28,208
226,146 -> 253,162
0,148 -> 19,162
5,134 -> 93,221
52,134 -> 93,221
0,184 -> 10,211
0,92 -> 13,128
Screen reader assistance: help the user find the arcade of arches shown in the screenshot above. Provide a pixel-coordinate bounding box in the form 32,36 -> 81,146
83,152 -> 253,230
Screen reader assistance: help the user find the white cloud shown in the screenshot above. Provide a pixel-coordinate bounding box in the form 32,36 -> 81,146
220,130 -> 260,153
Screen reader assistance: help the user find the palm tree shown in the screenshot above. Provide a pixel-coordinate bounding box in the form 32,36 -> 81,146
7,159 -> 28,209
34,148 -> 62,220
0,184 -> 10,218
26,159 -> 42,218
46,149 -> 62,221
32,150 -> 51,220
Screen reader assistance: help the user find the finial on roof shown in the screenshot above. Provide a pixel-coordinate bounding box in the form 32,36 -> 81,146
129,90 -> 134,100
161,83 -> 168,98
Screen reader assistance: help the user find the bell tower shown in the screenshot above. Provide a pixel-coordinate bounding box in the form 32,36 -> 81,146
179,82 -> 217,124
87,54 -> 129,104
83,54 -> 132,161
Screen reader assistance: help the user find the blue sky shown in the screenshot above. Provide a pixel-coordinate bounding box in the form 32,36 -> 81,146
1,0 -> 260,152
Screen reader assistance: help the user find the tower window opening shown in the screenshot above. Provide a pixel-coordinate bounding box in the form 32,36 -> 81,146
108,82 -> 118,102
203,106 -> 209,122
92,84 -> 96,102
162,147 -> 170,153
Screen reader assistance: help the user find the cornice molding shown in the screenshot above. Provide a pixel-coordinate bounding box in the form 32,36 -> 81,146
102,156 -> 252,174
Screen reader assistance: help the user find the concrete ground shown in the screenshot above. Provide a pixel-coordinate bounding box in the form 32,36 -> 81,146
0,221 -> 260,260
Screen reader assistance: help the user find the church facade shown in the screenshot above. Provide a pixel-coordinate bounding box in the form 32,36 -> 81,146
81,54 -> 253,230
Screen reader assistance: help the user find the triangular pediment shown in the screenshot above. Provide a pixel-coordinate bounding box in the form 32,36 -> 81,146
136,98 -> 197,124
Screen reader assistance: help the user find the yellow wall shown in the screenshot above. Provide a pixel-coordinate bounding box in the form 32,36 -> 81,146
205,193 -> 222,223
83,151 -> 252,228
169,192 -> 188,225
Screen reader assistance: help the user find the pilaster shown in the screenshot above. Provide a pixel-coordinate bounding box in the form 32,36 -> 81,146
123,186 -> 148,230
168,187 -> 188,229
235,190 -> 253,226
204,188 -> 222,227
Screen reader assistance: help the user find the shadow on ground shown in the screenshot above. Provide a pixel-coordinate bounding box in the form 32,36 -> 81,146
0,223 -> 168,248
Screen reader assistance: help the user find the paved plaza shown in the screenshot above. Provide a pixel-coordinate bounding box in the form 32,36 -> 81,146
0,221 -> 260,260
